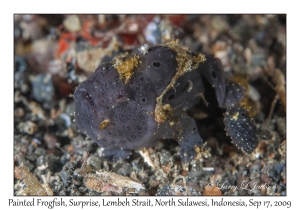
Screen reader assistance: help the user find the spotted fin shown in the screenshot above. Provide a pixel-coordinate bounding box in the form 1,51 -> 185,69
223,105 -> 258,153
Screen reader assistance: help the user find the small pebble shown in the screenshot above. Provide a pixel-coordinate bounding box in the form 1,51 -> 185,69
268,170 -> 279,182
31,74 -> 54,103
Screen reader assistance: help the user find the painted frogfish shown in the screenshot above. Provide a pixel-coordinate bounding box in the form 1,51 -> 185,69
74,41 -> 259,164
